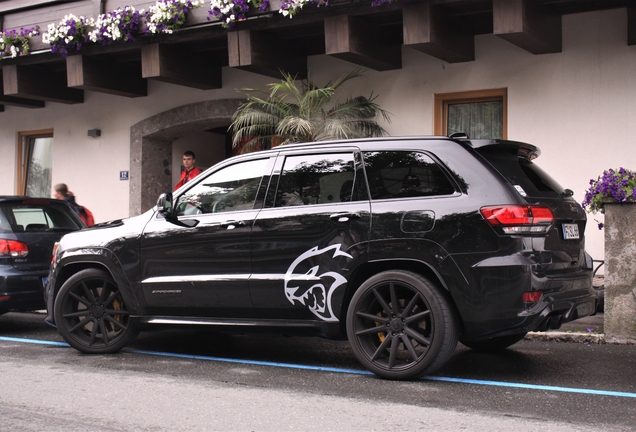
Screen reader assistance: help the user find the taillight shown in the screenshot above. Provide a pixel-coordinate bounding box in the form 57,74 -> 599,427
0,239 -> 29,258
480,205 -> 554,234
522,291 -> 543,303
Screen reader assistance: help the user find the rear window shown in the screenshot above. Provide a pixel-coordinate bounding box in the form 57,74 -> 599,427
477,148 -> 565,198
0,202 -> 83,234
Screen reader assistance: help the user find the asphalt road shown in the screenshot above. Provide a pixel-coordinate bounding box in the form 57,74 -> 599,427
1,311 -> 635,431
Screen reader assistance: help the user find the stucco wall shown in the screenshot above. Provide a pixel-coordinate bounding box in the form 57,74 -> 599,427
0,8 -> 633,262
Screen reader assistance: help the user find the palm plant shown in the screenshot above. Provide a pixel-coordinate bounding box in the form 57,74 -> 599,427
230,70 -> 391,154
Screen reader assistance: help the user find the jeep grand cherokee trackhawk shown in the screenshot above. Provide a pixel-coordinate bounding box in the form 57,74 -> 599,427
44,136 -> 597,380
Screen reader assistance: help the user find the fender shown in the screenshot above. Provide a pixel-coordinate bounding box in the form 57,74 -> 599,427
48,247 -> 142,321
367,238 -> 469,291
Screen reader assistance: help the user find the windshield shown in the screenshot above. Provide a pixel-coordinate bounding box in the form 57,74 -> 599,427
476,147 -> 565,198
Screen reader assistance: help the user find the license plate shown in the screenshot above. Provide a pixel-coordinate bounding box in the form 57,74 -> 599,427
562,223 -> 580,240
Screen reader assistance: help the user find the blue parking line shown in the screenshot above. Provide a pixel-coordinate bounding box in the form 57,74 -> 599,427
0,336 -> 69,347
2,335 -> 636,399
127,348 -> 374,375
423,376 -> 636,398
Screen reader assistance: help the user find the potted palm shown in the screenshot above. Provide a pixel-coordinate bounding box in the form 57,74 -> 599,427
230,69 -> 391,155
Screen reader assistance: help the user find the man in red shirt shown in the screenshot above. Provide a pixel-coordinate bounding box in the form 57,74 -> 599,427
174,150 -> 203,190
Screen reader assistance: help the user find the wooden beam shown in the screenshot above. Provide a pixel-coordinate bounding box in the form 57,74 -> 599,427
228,29 -> 307,79
3,64 -> 83,104
629,3 -> 636,46
0,68 -> 45,108
325,14 -> 401,71
141,43 -> 222,90
0,95 -> 45,108
403,3 -> 474,63
67,55 -> 147,97
494,0 -> 561,54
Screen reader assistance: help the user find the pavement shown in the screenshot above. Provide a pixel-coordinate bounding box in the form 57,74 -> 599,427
525,311 -> 607,344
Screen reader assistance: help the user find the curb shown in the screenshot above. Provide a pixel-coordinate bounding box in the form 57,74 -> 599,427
525,331 -> 605,344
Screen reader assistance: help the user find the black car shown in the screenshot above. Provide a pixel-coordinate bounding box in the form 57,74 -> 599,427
0,196 -> 84,315
44,136 -> 597,380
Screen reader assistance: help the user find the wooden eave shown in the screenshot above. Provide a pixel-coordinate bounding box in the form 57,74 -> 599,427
0,0 -> 633,108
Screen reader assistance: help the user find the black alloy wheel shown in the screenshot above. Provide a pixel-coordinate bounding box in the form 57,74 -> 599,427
460,333 -> 527,352
346,270 -> 458,380
54,268 -> 138,353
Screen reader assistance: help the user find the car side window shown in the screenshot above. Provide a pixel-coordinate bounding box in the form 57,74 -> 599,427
175,158 -> 269,216
362,151 -> 455,199
275,153 -> 359,207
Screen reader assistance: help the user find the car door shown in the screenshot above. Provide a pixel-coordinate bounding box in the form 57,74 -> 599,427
139,156 -> 275,318
361,148 -> 464,273
250,149 -> 371,322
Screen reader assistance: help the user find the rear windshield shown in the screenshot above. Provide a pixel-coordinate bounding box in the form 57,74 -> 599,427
477,148 -> 565,198
0,202 -> 83,234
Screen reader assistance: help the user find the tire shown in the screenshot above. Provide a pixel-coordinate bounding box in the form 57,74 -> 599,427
346,270 -> 458,380
53,268 -> 138,354
460,333 -> 527,352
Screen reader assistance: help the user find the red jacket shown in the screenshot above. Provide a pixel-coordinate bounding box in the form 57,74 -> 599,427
174,166 -> 203,190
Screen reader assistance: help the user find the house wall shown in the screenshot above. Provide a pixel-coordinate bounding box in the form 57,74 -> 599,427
0,8 -> 633,263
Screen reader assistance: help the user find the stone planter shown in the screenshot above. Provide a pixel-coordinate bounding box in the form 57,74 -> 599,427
603,200 -> 636,344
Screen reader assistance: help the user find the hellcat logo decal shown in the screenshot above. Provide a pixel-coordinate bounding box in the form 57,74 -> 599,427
284,244 -> 353,322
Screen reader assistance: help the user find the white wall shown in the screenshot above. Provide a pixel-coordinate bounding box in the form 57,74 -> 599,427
0,8 -> 633,262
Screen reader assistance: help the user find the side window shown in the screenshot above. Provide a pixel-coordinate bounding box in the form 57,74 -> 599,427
275,153 -> 358,207
362,151 -> 455,200
175,158 -> 269,216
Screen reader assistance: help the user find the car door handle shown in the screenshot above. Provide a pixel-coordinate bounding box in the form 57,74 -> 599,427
219,220 -> 246,229
330,212 -> 361,223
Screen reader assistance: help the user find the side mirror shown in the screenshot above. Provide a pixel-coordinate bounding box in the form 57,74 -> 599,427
157,193 -> 173,216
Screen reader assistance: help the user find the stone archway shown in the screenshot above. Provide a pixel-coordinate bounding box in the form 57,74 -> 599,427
129,99 -> 243,216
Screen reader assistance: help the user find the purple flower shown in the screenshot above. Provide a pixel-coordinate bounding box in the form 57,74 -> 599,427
208,0 -> 251,29
370,0 -> 407,7
92,7 -> 143,45
44,15 -> 92,57
583,168 -> 636,229
145,0 -> 202,34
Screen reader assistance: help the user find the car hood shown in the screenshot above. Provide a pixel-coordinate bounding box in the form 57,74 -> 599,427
57,208 -> 156,252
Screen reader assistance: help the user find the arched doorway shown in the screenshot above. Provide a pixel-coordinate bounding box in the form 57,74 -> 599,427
129,99 -> 243,216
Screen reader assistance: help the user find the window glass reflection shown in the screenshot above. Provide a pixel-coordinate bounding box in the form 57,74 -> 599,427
175,158 -> 268,215
363,151 -> 455,200
276,153 -> 357,207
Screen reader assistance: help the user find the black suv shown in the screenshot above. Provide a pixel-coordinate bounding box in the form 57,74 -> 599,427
44,136 -> 597,380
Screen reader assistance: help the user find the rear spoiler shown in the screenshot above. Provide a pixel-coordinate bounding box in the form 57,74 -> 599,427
453,137 -> 541,161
